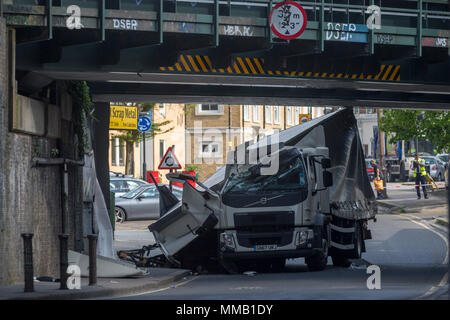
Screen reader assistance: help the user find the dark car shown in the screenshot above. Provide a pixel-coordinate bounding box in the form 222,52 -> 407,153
365,159 -> 377,181
114,185 -> 183,223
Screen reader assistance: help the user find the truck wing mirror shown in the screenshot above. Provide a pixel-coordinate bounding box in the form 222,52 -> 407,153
321,158 -> 331,169
323,171 -> 333,188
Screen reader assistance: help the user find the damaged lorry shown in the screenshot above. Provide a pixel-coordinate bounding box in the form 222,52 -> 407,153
143,108 -> 377,273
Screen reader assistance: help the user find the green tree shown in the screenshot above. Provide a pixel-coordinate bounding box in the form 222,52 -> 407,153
112,103 -> 173,176
379,109 -> 449,153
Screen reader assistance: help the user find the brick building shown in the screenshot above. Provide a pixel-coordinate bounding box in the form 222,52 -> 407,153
185,105 -> 325,181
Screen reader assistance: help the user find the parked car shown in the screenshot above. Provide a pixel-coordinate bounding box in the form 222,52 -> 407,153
365,158 -> 377,181
445,159 -> 449,189
110,174 -> 150,198
421,156 -> 446,181
114,185 -> 183,222
437,154 -> 449,169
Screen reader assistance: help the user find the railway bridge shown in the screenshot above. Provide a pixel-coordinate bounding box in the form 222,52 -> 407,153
1,0 -> 450,107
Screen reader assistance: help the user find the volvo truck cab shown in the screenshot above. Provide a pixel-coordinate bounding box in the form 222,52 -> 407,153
217,146 -> 333,271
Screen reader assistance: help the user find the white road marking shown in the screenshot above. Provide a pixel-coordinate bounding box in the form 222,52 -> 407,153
401,214 -> 449,299
117,276 -> 199,298
403,214 -> 448,265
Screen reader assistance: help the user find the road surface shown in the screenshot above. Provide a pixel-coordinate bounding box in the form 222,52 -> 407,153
111,208 -> 448,299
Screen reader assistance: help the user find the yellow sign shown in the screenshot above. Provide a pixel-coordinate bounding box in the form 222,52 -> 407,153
110,106 -> 138,130
299,114 -> 310,123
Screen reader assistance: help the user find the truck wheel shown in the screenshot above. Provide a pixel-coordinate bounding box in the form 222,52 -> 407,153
349,223 -> 363,259
331,255 -> 351,267
386,171 -> 392,182
400,163 -> 407,182
305,240 -> 328,272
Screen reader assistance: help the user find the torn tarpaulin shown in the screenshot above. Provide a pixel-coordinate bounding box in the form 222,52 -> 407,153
203,107 -> 376,219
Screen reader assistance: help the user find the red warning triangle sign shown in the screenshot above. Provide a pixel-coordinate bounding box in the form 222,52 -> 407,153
158,146 -> 182,170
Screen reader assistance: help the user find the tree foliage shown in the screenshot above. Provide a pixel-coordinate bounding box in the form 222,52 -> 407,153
379,109 -> 449,153
67,81 -> 94,158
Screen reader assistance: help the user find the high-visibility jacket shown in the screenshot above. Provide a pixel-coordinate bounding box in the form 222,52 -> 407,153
411,158 -> 427,177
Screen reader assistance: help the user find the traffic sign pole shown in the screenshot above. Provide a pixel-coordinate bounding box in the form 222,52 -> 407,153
142,132 -> 146,180
137,114 -> 152,180
169,145 -> 174,192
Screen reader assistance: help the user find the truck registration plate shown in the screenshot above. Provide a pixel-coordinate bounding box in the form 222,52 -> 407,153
254,244 -> 277,251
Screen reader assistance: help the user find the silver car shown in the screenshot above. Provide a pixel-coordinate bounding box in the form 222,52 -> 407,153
114,185 -> 183,223
110,176 -> 150,198
422,156 -> 446,181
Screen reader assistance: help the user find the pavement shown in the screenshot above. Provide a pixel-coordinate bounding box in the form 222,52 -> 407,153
375,182 -> 448,216
0,219 -> 189,300
0,268 -> 191,300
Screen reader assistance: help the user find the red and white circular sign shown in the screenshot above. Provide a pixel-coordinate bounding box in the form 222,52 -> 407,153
269,1 -> 308,40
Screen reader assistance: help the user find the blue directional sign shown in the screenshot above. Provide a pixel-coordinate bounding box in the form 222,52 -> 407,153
137,116 -> 152,132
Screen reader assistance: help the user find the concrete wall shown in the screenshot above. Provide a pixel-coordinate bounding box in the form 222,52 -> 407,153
0,20 -> 83,285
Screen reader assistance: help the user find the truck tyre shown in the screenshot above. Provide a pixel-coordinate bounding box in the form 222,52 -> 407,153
305,240 -> 328,272
386,171 -> 392,183
400,163 -> 407,182
331,255 -> 351,267
349,223 -> 363,259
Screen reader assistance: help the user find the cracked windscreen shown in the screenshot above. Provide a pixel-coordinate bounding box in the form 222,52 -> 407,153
223,156 -> 307,194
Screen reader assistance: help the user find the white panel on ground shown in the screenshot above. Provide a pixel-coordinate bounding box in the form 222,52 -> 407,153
68,250 -> 148,277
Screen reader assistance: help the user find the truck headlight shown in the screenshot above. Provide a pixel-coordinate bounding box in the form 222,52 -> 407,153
296,231 -> 308,245
220,233 -> 236,251
296,229 -> 314,246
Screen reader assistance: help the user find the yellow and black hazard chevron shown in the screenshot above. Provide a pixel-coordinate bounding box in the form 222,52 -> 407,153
159,55 -> 401,81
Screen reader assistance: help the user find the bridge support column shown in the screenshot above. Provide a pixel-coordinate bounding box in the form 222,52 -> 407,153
92,102 -> 110,213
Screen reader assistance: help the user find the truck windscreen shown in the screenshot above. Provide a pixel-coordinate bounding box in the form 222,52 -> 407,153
223,157 -> 307,194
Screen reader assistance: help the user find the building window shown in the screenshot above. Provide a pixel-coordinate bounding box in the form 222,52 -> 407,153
295,107 -> 300,125
195,104 -> 224,115
287,107 -> 293,125
200,141 -> 221,158
265,106 -> 272,124
366,108 -> 374,114
353,107 -> 360,115
119,139 -> 124,166
159,104 -> 166,117
244,105 -> 251,122
252,106 -> 260,123
111,138 -> 117,166
111,138 -> 124,166
159,140 -> 166,161
273,106 -> 280,124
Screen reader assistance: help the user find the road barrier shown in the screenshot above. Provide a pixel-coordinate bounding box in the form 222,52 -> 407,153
372,182 -> 445,190
21,233 -> 34,293
59,234 -> 69,290
87,234 -> 98,286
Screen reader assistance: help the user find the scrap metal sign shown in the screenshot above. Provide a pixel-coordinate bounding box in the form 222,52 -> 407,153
269,1 -> 308,40
110,106 -> 138,130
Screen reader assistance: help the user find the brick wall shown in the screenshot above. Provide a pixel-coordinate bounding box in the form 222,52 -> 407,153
0,22 -> 83,286
0,18 -> 7,286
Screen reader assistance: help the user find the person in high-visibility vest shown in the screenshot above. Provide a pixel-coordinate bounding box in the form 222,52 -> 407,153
410,154 -> 428,199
